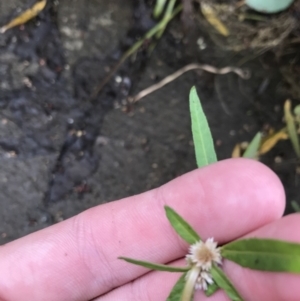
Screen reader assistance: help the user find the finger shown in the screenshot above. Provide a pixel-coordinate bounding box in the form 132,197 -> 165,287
0,159 -> 285,301
225,213 -> 300,301
96,214 -> 300,301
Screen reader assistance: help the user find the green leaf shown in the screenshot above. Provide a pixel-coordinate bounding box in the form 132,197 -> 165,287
165,206 -> 200,244
154,0 -> 168,18
166,273 -> 187,301
211,265 -> 244,301
294,105 -> 300,117
189,86 -> 217,168
291,200 -> 300,212
243,132 -> 262,159
205,281 -> 219,297
222,238 -> 300,273
284,100 -> 300,158
119,257 -> 189,273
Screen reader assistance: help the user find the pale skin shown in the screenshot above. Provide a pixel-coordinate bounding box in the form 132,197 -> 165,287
0,158 -> 299,301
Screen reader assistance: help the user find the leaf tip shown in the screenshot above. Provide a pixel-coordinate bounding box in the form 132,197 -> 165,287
164,205 -> 172,211
189,86 -> 197,96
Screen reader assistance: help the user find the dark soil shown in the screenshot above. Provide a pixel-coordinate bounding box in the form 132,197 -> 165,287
0,0 -> 299,244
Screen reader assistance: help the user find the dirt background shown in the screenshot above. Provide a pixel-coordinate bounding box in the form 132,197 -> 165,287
0,0 -> 299,244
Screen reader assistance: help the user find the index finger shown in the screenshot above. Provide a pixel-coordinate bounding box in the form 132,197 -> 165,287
0,159 -> 285,301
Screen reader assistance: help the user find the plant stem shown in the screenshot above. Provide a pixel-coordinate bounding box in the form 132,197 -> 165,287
90,3 -> 183,100
156,0 -> 178,39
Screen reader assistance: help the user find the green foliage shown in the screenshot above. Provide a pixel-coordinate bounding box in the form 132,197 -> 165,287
205,281 -> 219,297
294,105 -> 300,117
120,88 -> 300,301
166,273 -> 187,301
291,201 -> 300,212
119,257 -> 189,272
154,0 -> 168,18
165,206 -> 200,244
189,87 -> 217,167
243,132 -> 262,159
285,100 -> 300,157
222,238 -> 300,273
211,265 -> 244,301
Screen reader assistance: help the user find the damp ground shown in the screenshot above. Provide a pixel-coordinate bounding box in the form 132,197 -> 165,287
0,0 -> 299,244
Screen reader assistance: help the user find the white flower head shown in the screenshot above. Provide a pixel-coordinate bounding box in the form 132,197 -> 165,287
183,266 -> 214,299
186,237 -> 222,271
195,270 -> 214,291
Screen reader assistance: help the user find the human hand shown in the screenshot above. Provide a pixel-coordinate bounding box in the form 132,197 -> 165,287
0,159 -> 299,301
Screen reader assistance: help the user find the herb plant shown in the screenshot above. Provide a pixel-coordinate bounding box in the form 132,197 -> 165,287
119,86 -> 300,301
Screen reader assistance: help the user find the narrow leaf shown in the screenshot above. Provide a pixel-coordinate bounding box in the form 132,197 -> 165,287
205,281 -> 219,297
232,144 -> 242,158
222,238 -> 300,273
1,0 -> 47,33
189,86 -> 217,168
259,129 -> 288,155
154,0 -> 168,18
291,200 -> 300,212
201,3 -> 230,36
166,273 -> 187,301
165,206 -> 200,244
119,257 -> 189,272
211,265 -> 244,301
284,100 -> 300,157
294,105 -> 300,117
243,132 -> 262,159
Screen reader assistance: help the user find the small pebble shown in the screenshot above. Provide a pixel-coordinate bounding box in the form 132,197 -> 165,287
152,163 -> 158,169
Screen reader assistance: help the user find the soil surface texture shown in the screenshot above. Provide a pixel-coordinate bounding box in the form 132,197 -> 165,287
0,0 -> 299,244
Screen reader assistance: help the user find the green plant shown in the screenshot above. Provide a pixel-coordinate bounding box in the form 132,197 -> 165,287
119,87 -> 300,300
234,100 -> 300,160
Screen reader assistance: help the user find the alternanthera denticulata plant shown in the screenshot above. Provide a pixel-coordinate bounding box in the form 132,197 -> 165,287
119,87 -> 300,301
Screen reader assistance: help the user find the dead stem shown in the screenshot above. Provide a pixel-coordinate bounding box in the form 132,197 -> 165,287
129,63 -> 250,103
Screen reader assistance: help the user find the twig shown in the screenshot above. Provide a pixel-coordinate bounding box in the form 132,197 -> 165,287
90,4 -> 183,100
128,63 -> 250,103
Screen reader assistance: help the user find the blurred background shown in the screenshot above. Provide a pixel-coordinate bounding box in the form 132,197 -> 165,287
0,0 -> 300,244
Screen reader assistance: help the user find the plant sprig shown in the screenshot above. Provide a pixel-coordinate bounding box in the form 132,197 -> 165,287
119,87 -> 300,300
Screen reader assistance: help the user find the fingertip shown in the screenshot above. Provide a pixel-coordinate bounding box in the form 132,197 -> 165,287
162,158 -> 286,243
221,158 -> 285,219
200,158 -> 285,218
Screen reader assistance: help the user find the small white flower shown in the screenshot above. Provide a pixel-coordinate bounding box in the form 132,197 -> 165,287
182,237 -> 222,298
195,270 -> 214,291
186,238 -> 222,271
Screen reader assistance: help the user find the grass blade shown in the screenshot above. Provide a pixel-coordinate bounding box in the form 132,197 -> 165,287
205,281 -> 219,297
165,206 -> 200,244
119,257 -> 189,272
222,238 -> 300,273
243,132 -> 262,159
166,273 -> 187,301
189,86 -> 217,167
154,0 -> 168,18
211,265 -> 244,301
291,200 -> 300,212
284,100 -> 300,157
